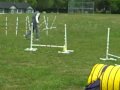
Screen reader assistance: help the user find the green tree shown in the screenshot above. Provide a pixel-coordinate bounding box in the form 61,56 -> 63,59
109,0 -> 120,13
53,0 -> 68,11
27,0 -> 37,8
36,0 -> 54,9
94,0 -> 110,12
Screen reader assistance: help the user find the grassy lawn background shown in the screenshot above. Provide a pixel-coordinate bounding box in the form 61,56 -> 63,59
0,13 -> 120,90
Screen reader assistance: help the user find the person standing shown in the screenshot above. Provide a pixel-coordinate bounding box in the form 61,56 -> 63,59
25,11 -> 40,40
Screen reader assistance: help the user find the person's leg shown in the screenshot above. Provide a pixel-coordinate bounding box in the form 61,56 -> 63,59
35,24 -> 39,39
25,23 -> 35,39
25,30 -> 31,39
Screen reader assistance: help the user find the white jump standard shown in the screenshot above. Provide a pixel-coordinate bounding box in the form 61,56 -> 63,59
100,28 -> 120,61
25,24 -> 74,54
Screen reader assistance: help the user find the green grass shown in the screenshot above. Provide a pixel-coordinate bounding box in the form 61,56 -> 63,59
0,13 -> 120,90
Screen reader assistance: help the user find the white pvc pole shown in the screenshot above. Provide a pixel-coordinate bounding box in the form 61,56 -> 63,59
16,17 -> 18,36
43,16 -> 49,35
106,28 -> 110,59
64,24 -> 67,51
25,16 -> 30,34
46,17 -> 49,28
44,16 -> 47,29
25,23 -> 37,51
28,17 -> 30,31
50,16 -> 56,28
32,44 -> 64,48
30,23 -> 33,49
26,16 -> 28,34
5,17 -> 7,36
46,17 -> 49,35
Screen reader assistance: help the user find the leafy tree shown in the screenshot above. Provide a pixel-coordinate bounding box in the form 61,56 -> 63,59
94,0 -> 110,12
109,0 -> 120,13
27,0 -> 37,8
1,0 -> 120,13
36,0 -> 54,9
53,0 -> 68,11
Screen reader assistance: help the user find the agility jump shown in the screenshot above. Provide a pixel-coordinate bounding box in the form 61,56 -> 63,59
100,28 -> 120,61
25,23 -> 74,54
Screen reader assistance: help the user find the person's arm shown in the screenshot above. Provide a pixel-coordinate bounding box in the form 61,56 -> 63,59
36,13 -> 40,23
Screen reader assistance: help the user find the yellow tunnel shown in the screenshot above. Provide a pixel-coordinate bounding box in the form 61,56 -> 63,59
87,64 -> 120,90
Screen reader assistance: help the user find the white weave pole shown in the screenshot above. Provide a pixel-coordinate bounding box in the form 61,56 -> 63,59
100,28 -> 120,61
43,16 -> 49,35
25,24 -> 74,54
43,16 -> 48,29
25,16 -> 30,34
46,17 -> 49,35
28,17 -> 31,32
16,17 -> 18,36
42,16 -> 56,35
50,16 -> 56,29
25,16 -> 28,34
5,17 -> 7,36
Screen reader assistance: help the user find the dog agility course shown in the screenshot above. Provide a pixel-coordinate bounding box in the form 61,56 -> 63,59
0,13 -> 120,90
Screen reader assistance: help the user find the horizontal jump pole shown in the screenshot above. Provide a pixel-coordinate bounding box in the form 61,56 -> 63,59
32,44 -> 64,48
108,53 -> 120,58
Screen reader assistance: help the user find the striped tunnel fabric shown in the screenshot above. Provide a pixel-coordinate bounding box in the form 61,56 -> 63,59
87,64 -> 120,90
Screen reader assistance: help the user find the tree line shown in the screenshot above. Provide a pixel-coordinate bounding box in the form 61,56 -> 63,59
1,0 -> 120,13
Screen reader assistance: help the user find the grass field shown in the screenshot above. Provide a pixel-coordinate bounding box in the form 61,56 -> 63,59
0,13 -> 120,90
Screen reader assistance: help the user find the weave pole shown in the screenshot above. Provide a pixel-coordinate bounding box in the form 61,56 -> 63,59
50,16 -> 56,29
42,16 -> 56,36
26,16 -> 30,34
16,17 -> 18,36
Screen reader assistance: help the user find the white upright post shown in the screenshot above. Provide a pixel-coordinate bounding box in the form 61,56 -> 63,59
50,16 -> 56,29
58,24 -> 74,54
100,28 -> 120,61
25,16 -> 30,34
46,17 -> 49,35
43,16 -> 49,35
46,17 -> 49,29
28,16 -> 30,32
16,17 -> 18,36
45,16 -> 49,35
44,16 -> 48,29
105,27 -> 110,60
30,23 -> 33,49
25,23 -> 37,51
64,24 -> 68,51
5,17 -> 7,36
25,16 -> 28,34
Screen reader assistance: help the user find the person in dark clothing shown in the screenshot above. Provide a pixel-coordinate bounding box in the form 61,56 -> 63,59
25,11 -> 40,40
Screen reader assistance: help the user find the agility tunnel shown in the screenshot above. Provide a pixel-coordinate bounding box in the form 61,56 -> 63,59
86,64 -> 120,90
